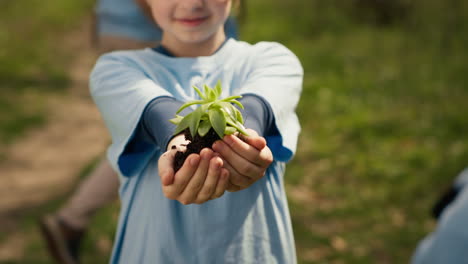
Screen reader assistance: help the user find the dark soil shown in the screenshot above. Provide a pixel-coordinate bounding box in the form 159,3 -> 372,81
173,128 -> 221,172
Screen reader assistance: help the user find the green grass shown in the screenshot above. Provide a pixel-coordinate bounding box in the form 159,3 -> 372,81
0,0 -> 94,148
243,0 -> 468,263
2,0 -> 468,263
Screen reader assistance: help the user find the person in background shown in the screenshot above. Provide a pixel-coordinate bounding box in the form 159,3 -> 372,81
89,0 -> 303,262
412,167 -> 468,264
38,0 -> 239,263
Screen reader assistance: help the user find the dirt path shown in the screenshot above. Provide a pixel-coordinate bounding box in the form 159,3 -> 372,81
0,18 -> 109,260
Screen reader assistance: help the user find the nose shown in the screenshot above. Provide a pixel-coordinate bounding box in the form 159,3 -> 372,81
180,0 -> 205,12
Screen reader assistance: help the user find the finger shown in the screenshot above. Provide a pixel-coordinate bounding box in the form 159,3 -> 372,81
213,140 -> 263,178
226,181 -> 242,192
217,135 -> 269,167
258,145 -> 274,168
211,168 -> 230,198
164,154 -> 200,199
226,132 -> 273,169
245,136 -> 267,151
158,150 -> 177,186
221,158 -> 253,187
178,148 -> 213,204
195,157 -> 223,203
240,129 -> 266,150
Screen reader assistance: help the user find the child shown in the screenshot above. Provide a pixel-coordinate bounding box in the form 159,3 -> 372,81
39,0 -> 240,262
90,0 -> 303,262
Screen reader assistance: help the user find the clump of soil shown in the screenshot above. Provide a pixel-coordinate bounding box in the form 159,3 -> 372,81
173,128 -> 221,172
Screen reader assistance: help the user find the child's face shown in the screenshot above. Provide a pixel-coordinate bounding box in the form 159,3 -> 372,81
147,0 -> 232,47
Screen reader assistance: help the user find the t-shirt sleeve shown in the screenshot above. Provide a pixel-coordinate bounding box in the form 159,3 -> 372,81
89,52 -> 172,177
239,42 -> 303,162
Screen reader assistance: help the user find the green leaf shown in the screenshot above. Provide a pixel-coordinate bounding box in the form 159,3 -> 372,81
176,100 -> 205,114
224,126 -> 237,135
204,84 -> 218,101
203,85 -> 212,101
230,99 -> 244,109
214,80 -> 222,98
235,108 -> 244,124
217,102 -> 242,124
221,95 -> 242,102
189,107 -> 203,138
170,80 -> 248,138
200,102 -> 212,113
169,115 -> 184,125
220,104 -> 237,122
193,85 -> 206,100
226,117 -> 249,136
209,108 -> 226,138
221,96 -> 244,110
198,119 -> 211,137
173,112 -> 193,135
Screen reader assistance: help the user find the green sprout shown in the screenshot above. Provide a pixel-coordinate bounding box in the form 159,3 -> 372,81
169,81 -> 249,139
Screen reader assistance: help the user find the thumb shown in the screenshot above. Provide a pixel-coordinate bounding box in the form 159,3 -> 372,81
161,169 -> 174,186
158,150 -> 176,185
247,136 -> 267,150
243,128 -> 266,150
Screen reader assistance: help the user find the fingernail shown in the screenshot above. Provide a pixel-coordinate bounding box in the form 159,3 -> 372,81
190,156 -> 200,166
202,148 -> 213,160
222,170 -> 228,179
212,160 -> 221,169
224,136 -> 233,145
213,141 -> 223,151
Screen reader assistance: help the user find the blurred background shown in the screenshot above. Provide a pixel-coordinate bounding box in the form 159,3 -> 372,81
1,0 -> 468,263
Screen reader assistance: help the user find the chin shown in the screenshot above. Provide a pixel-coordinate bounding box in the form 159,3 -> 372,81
181,31 -> 214,43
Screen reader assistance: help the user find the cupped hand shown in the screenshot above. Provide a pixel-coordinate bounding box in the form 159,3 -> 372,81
158,135 -> 230,205
212,129 -> 273,192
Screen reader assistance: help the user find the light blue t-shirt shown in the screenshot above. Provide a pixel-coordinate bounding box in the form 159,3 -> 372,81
96,0 -> 238,41
90,39 -> 303,264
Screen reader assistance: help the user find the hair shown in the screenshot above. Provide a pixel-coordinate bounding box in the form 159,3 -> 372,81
232,0 -> 247,23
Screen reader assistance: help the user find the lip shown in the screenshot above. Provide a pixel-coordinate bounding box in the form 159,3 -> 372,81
176,16 -> 209,27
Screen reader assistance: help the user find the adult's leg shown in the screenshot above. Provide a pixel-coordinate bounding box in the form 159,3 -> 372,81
57,158 -> 119,229
39,158 -> 119,264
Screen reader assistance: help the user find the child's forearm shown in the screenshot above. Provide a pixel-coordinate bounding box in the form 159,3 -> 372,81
238,94 -> 275,137
133,94 -> 274,151
135,96 -> 190,150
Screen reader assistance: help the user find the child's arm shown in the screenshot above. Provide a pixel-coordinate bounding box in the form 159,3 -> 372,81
216,43 -> 303,191
158,134 -> 230,204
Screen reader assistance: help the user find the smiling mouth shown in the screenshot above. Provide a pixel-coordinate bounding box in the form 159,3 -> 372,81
177,16 -> 208,27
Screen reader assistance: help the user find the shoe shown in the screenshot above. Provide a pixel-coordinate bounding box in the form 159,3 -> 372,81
38,214 -> 84,264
